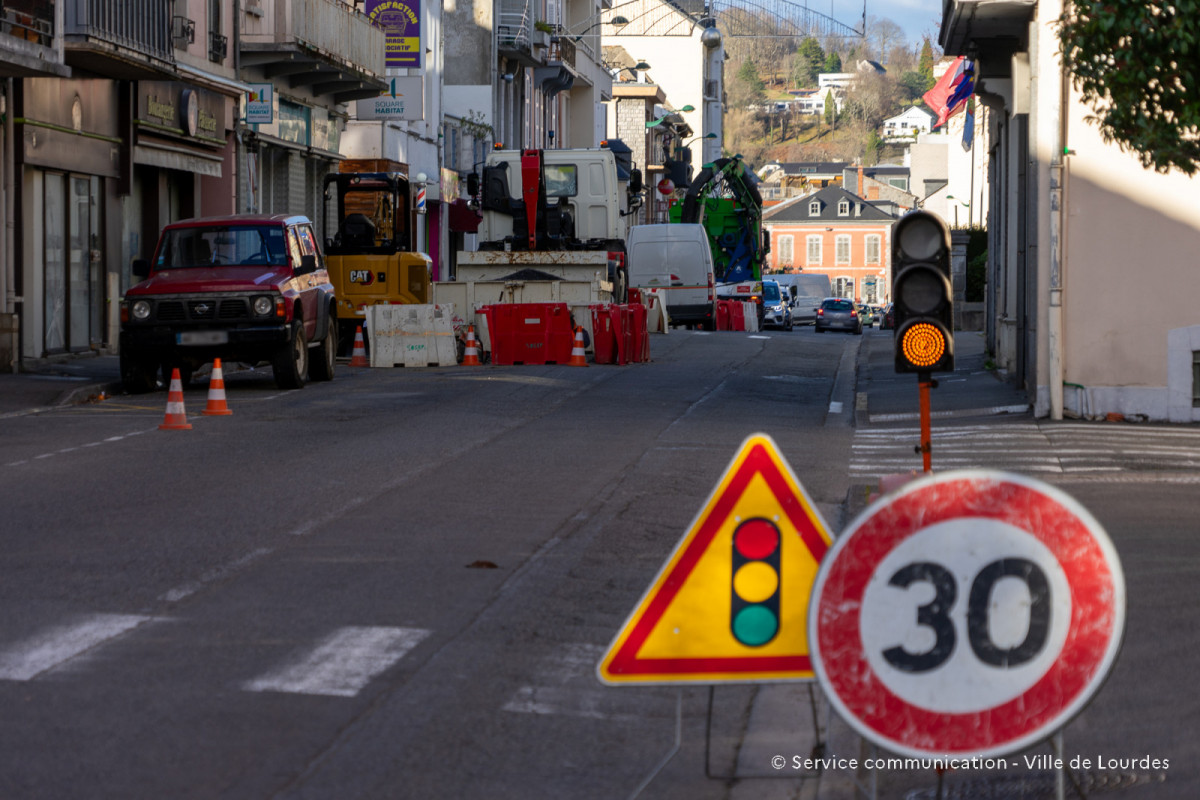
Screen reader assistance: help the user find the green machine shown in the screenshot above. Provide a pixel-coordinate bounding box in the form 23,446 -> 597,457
668,156 -> 767,292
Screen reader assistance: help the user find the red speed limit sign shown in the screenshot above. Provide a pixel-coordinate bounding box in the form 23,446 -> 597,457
810,470 -> 1125,759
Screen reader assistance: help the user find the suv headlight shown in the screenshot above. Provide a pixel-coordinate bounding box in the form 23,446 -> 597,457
252,295 -> 274,317
131,300 -> 151,321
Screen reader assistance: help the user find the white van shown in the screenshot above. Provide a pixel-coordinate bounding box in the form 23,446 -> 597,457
627,223 -> 716,329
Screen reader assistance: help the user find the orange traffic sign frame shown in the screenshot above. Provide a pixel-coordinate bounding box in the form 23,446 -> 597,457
597,434 -> 832,684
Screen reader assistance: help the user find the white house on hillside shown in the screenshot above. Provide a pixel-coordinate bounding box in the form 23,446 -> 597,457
882,106 -> 937,140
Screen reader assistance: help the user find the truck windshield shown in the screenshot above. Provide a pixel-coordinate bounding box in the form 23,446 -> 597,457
156,226 -> 288,269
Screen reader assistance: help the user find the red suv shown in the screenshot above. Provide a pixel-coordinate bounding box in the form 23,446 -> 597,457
120,214 -> 337,393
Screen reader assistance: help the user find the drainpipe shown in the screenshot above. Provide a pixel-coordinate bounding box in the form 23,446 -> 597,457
1047,11 -> 1067,420
2,79 -> 11,317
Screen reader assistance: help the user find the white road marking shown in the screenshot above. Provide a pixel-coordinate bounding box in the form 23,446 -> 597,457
242,626 -> 430,697
829,401 -> 844,414
0,614 -> 154,681
158,548 -> 274,604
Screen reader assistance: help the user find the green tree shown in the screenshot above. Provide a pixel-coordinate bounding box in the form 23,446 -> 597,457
792,38 -> 825,88
897,70 -> 928,103
1059,0 -> 1200,175
917,38 -> 935,91
824,51 -> 842,74
732,59 -> 767,108
824,90 -> 837,130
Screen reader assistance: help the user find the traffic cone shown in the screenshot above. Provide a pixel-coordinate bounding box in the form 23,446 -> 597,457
350,325 -> 369,367
462,325 -> 482,366
569,326 -> 588,367
158,368 -> 192,430
202,358 -> 233,416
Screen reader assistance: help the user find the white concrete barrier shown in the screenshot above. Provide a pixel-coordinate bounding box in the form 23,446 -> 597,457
366,304 -> 458,367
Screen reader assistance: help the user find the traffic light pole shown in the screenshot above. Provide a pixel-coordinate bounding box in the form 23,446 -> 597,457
918,373 -> 934,473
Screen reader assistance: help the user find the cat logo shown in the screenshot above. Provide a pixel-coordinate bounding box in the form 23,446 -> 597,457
349,269 -> 375,286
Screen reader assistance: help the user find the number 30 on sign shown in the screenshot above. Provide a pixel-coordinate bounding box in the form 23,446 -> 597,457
809,470 -> 1125,760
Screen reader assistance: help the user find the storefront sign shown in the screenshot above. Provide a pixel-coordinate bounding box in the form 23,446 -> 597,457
246,83 -> 273,124
137,82 -> 226,146
355,76 -> 424,121
311,108 -> 340,154
366,0 -> 421,69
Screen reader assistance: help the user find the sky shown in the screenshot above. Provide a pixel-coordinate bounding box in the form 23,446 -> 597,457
871,0 -> 945,47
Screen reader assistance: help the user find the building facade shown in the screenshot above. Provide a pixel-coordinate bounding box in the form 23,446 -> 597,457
942,0 -> 1200,421
762,186 -> 896,305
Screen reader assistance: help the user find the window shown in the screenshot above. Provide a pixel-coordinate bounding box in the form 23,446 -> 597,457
447,126 -> 459,171
834,277 -> 854,299
1194,352 -> 1200,407
838,200 -> 849,216
543,164 -> 577,197
809,200 -> 820,216
778,235 -> 794,266
866,235 -> 881,264
836,235 -> 850,264
806,235 -> 822,265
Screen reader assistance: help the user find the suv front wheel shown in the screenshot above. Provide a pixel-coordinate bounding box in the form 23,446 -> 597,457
310,317 -> 337,382
273,322 -> 308,389
120,351 -> 158,394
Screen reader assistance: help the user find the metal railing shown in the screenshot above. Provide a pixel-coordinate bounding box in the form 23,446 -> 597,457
2,0 -> 54,46
242,0 -> 384,76
63,0 -> 171,61
498,0 -> 530,47
207,28 -> 225,62
547,34 -> 574,69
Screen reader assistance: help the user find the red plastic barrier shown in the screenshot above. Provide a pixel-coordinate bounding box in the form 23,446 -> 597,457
628,302 -> 649,362
628,287 -> 643,306
483,303 -> 574,365
729,300 -> 745,331
590,304 -> 616,364
609,305 -> 630,365
716,299 -> 731,331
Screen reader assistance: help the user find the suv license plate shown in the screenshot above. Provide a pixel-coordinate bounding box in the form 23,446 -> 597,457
177,331 -> 229,345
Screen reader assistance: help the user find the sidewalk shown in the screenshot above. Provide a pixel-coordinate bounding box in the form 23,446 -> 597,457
856,327 -> 1030,425
0,353 -> 125,419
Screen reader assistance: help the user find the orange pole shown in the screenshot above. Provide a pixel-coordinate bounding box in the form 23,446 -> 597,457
919,378 -> 933,473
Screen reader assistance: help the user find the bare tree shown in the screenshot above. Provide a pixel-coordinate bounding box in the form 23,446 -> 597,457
864,15 -> 905,64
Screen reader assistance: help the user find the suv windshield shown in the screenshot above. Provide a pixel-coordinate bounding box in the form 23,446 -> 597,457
763,282 -> 781,302
156,225 -> 288,269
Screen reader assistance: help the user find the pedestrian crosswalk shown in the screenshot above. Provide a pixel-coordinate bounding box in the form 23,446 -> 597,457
851,421 -> 1200,480
0,616 -> 429,698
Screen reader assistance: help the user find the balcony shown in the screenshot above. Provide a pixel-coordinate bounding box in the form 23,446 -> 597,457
62,0 -> 175,79
207,29 -> 225,63
0,0 -> 70,76
240,0 -> 386,105
497,0 -> 547,67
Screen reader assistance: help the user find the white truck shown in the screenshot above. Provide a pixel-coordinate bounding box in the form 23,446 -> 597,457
441,146 -> 643,312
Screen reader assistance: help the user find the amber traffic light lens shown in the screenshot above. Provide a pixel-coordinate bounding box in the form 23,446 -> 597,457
900,322 -> 947,368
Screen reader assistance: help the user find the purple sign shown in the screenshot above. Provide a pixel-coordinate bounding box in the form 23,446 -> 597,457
367,0 -> 421,69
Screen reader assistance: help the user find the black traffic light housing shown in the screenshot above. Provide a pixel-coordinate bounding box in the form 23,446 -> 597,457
891,210 -> 954,374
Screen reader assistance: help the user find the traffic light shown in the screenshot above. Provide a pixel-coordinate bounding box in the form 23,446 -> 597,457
892,210 -> 954,373
730,518 -> 781,647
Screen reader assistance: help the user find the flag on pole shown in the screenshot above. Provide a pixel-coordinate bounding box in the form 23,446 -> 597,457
923,56 -> 976,129
962,101 -> 975,151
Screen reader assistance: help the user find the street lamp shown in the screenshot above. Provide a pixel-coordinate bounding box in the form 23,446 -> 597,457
945,194 -> 970,228
612,61 -> 651,81
684,132 -> 717,147
570,16 -> 628,40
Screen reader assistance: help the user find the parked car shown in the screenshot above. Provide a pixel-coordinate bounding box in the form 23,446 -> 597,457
815,297 -> 863,334
879,303 -> 896,330
760,280 -> 793,331
120,214 -> 338,393
857,304 -> 875,327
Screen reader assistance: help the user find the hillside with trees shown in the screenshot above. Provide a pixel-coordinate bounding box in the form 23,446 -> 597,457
720,16 -> 938,171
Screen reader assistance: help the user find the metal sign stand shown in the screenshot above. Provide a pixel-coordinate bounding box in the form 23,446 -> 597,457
917,373 -> 936,473
703,684 -> 825,783
628,689 -> 682,800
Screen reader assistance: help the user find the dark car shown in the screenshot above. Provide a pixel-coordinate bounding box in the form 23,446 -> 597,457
120,214 -> 338,393
815,297 -> 863,335
761,280 -> 793,331
879,303 -> 896,330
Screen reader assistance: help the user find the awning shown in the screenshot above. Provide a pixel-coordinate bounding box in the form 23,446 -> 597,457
133,143 -> 223,177
449,199 -> 481,233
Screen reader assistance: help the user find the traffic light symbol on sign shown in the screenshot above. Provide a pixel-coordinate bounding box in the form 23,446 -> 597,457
731,518 -> 782,647
891,210 -> 954,374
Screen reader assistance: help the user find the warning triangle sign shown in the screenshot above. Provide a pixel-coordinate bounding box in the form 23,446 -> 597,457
598,434 -> 832,684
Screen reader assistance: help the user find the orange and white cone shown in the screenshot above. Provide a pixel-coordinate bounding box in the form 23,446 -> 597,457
159,368 -> 192,430
202,358 -> 233,416
462,325 -> 482,366
350,325 -> 369,367
569,326 -> 588,367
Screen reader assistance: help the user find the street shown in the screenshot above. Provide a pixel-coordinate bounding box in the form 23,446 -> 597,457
1,327 -> 1197,799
